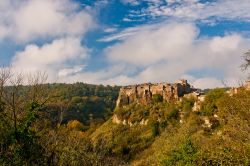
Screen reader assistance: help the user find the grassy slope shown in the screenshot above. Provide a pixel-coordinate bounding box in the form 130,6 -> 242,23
90,88 -> 250,166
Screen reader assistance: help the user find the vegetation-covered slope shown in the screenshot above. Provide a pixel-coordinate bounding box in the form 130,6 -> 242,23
0,77 -> 121,165
0,68 -> 250,165
44,83 -> 120,125
91,88 -> 250,166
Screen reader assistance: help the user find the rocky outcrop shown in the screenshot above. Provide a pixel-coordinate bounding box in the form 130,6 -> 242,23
116,79 -> 196,107
246,80 -> 250,91
112,114 -> 122,124
113,79 -> 200,126
112,114 -> 148,126
226,80 -> 250,96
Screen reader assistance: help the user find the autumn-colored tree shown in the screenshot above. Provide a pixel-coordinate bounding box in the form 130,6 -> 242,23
0,68 -> 49,165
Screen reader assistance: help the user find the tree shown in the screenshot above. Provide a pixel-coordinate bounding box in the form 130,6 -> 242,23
241,50 -> 250,78
200,88 -> 226,116
242,51 -> 250,70
0,68 -> 49,165
152,94 -> 163,103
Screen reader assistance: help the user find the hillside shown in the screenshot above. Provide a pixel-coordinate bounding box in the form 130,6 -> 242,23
0,79 -> 250,165
3,82 -> 120,126
90,81 -> 250,165
44,83 -> 120,126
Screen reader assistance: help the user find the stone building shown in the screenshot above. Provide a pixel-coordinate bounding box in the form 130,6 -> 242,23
116,79 -> 196,107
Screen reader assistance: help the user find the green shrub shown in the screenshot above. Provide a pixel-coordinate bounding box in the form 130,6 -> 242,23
152,94 -> 163,103
180,97 -> 196,112
167,108 -> 179,121
200,88 -> 226,116
162,138 -> 198,166
151,122 -> 160,137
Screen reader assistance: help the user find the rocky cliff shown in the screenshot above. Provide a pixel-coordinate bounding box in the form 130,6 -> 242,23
246,80 -> 250,91
116,79 -> 196,107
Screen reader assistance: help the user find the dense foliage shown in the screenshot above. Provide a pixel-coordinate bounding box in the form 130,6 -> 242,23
131,88 -> 250,166
200,88 -> 226,116
0,71 -> 120,165
0,70 -> 249,165
44,83 -> 120,125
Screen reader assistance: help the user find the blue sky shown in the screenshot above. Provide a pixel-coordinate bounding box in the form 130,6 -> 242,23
0,0 -> 250,88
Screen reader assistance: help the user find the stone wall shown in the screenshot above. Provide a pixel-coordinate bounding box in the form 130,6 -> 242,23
116,79 -> 195,107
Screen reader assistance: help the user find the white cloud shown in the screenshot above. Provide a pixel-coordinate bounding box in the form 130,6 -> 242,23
0,25 -> 9,39
103,28 -> 118,33
193,77 -> 223,89
0,0 -> 93,42
55,64 -> 138,85
58,66 -> 84,77
210,35 -> 241,53
11,37 -> 89,82
124,0 -> 250,23
103,22 -> 250,88
8,21 -> 249,88
1,0 -> 95,84
106,23 -> 198,65
121,0 -> 140,6
98,26 -> 142,42
2,0 -> 250,89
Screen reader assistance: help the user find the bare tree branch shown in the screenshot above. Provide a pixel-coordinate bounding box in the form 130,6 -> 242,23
241,50 -> 250,71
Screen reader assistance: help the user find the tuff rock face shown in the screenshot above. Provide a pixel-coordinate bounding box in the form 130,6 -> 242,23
116,79 -> 196,107
246,80 -> 250,91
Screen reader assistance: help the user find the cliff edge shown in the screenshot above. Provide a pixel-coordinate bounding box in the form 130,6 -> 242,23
116,79 -> 196,107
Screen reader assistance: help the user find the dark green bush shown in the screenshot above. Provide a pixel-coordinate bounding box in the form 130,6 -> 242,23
162,138 -> 198,166
151,122 -> 160,137
200,88 -> 226,116
152,94 -> 163,103
180,97 -> 196,112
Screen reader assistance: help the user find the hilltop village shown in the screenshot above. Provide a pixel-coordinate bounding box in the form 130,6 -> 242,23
113,80 -> 205,125
116,79 -> 202,107
113,79 -> 250,126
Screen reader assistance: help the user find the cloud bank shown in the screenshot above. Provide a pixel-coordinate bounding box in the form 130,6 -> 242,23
0,0 -> 93,42
1,0 -> 249,89
122,0 -> 250,23
9,21 -> 250,88
103,22 -> 249,88
12,37 -> 88,82
1,0 -> 93,82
